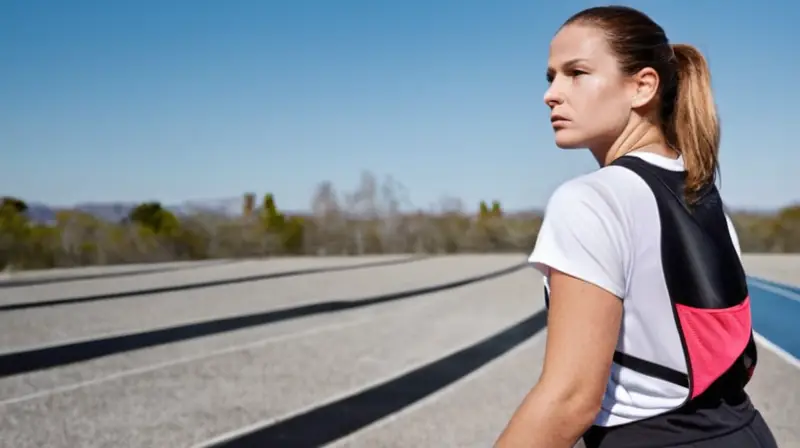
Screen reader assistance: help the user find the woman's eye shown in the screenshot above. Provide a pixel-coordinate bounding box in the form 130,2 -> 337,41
545,69 -> 585,84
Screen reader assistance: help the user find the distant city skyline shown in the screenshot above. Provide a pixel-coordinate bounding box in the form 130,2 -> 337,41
2,0 -> 798,212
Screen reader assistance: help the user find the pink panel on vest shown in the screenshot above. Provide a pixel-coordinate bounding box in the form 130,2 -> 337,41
675,296 -> 752,399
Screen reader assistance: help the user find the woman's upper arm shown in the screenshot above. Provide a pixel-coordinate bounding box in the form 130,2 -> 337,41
529,178 -> 631,407
543,268 -> 623,412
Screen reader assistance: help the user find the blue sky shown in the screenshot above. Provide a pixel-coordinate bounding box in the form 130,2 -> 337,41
2,0 -> 798,212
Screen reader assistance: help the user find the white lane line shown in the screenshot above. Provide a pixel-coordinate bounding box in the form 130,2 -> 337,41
190,314 -> 547,448
324,330 -> 549,448
748,278 -> 800,303
0,317 -> 373,407
753,332 -> 800,370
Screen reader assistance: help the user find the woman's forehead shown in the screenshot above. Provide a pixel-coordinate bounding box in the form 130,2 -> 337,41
548,24 -> 611,66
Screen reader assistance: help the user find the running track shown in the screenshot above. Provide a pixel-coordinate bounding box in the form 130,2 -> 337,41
0,254 -> 797,448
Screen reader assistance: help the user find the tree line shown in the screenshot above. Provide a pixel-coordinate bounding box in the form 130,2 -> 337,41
2,173 -> 798,271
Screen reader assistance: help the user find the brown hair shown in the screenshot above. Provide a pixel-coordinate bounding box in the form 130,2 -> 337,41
563,6 -> 720,203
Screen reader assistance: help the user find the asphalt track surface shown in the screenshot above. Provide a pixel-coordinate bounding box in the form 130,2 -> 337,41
0,255 -> 798,448
0,259 -> 232,288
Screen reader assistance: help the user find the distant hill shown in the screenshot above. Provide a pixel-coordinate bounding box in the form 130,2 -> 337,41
23,198 -> 247,224
23,203 -> 60,223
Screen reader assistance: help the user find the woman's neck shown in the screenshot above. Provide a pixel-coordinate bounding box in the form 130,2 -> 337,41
591,124 -> 677,167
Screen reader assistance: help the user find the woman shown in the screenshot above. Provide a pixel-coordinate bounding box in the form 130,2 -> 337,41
495,6 -> 778,448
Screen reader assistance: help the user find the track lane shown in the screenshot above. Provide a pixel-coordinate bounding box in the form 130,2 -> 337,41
0,255 -> 414,309
0,259 -> 525,401
0,255 -> 518,350
327,269 -> 800,448
0,260 -> 225,287
328,333 -> 800,448
0,260 -> 234,288
0,267 -> 543,448
328,331 -> 549,448
1,254 -> 797,448
746,339 -> 800,447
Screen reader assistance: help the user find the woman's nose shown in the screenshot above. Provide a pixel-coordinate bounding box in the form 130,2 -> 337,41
543,85 -> 563,108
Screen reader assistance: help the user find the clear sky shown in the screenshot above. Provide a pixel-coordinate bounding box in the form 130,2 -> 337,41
2,0 -> 798,212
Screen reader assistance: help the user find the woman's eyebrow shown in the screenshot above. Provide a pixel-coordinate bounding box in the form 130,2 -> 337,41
547,58 -> 591,76
562,58 -> 590,69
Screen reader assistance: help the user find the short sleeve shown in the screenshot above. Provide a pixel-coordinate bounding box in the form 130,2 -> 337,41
724,213 -> 742,259
529,177 -> 632,299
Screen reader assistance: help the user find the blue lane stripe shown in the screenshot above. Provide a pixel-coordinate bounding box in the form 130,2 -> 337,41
749,276 -> 800,296
746,277 -> 800,360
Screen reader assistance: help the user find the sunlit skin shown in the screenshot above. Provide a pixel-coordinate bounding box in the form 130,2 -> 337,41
543,24 -> 678,165
494,24 -> 678,448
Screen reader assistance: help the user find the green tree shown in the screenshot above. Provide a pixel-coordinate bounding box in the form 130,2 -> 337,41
262,193 -> 286,232
478,200 -> 502,220
0,198 -> 32,270
479,201 -> 490,219
128,202 -> 180,236
771,204 -> 800,252
491,200 -> 502,217
259,193 -> 307,253
1,196 -> 28,214
282,216 -> 305,254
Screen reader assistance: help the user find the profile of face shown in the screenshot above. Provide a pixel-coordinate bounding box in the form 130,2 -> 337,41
544,24 -> 638,150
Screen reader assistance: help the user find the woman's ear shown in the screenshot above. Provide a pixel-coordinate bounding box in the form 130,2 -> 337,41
630,66 -> 660,109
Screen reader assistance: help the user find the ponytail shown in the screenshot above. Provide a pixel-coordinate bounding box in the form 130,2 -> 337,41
666,44 -> 721,204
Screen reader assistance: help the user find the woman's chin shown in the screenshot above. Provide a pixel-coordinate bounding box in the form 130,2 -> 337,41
553,131 -> 586,149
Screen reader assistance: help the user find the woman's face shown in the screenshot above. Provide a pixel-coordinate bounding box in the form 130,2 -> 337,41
544,23 -> 636,150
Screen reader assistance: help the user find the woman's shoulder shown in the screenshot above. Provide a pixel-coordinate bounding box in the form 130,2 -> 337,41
530,165 -> 653,298
544,164 -> 654,221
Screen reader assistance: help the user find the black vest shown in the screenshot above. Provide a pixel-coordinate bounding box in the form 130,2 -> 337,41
570,155 -> 759,448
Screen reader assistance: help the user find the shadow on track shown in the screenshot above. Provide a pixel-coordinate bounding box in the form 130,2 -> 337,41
203,308 -> 548,448
0,260 -> 235,289
0,262 -> 526,378
0,256 -> 425,312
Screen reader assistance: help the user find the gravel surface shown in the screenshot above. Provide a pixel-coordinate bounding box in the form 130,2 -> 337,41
0,254 -> 796,448
0,255 -> 522,350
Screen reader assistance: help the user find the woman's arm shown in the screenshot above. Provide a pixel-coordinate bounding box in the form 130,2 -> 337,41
494,268 -> 622,447
495,177 -> 631,448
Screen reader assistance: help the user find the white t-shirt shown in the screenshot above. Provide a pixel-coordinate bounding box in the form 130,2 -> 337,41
528,151 -> 742,426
